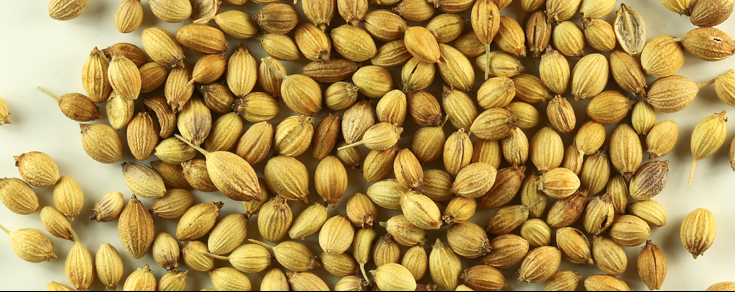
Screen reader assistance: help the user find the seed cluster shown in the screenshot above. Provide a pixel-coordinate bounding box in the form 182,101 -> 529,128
2,0 -> 735,290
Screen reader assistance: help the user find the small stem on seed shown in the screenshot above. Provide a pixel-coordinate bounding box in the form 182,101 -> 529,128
36,86 -> 60,101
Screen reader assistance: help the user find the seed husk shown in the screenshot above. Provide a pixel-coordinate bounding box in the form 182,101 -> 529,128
486,204 -> 535,235
258,197 -> 293,241
250,239 -> 320,272
583,194 -> 615,235
363,146 -> 398,183
408,91 -> 443,127
446,221 -> 491,259
584,274 -> 632,291
0,177 -> 39,215
525,11 -> 552,57
562,145 -> 584,176
190,0 -> 219,21
614,4 -> 646,56
556,227 -> 593,265
208,214 -> 248,255
511,73 -> 552,104
118,195 -> 155,259
547,95 -> 576,133
48,0 -> 89,20
479,165 -> 525,209
264,155 -> 310,202
472,139 -> 501,169
531,127 -> 564,173
153,232 -> 181,271
609,215 -> 651,246
402,57 -> 436,92
122,162 -> 166,199
303,58 -> 360,83
371,263 -> 417,291
545,270 -> 582,291
150,161 -> 188,188
143,97 -> 176,138
546,190 -> 588,228
66,241 -> 95,291
181,241 -> 215,272
95,243 -> 124,291
437,44 -> 475,92
312,112 -> 340,159
610,50 -> 647,96
380,215 -> 427,246
708,282 -> 735,291
400,191 -> 442,230
518,246 -> 562,284
236,121 -> 274,165
681,208 -> 716,259
90,191 -> 124,222
40,207 -> 75,241
583,18 -> 617,52
637,240 -> 667,291
210,267 -> 251,291
377,90 -> 407,126
371,40 -> 412,67
675,27 -> 735,61
37,87 -> 103,122
553,21 -> 585,57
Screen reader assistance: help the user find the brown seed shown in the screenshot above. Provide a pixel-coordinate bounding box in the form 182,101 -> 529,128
511,73 -> 552,104
81,47 -> 112,103
182,159 -> 218,192
641,35 -> 686,77
315,156 -> 348,207
480,234 -> 529,269
294,23 -> 331,62
338,0 -> 369,25
610,50 -> 647,96
236,121 -> 274,165
521,173 -> 548,218
470,108 -> 519,141
254,3 -> 298,34
708,282 -> 735,291
190,54 -> 227,86
486,204 -> 535,235
629,199 -> 667,227
437,44 -> 475,91
586,91 -> 634,125
217,243 -> 272,274
289,202 -> 328,240
545,270 -> 582,291
176,201 -> 223,241
80,123 -> 124,164
371,40 -> 412,67
263,58 -> 323,116
583,194 -> 615,235
472,139 -> 502,169
346,193 -> 378,228
572,53 -> 609,101
479,166 -> 526,209
690,0 -> 735,27
336,141 -> 362,169
209,267 -> 251,291
260,33 -> 300,62
408,91 -> 443,127
165,62 -> 195,112
262,268 -> 290,291
402,57 -> 436,92
122,162 -> 166,199
580,152 -> 612,196
227,46 -> 258,100
158,270 -> 187,291
52,176 -> 84,221
118,195 -> 155,259
371,263 -> 417,291
364,9 -> 407,42
363,146 -> 398,183
257,57 -> 285,99
592,236 -> 628,276
400,191 -> 442,230
319,215 -> 355,254
12,151 -> 58,188
107,93 -> 135,131
264,155 -> 310,202
320,252 -> 359,277
520,219 -> 551,247
151,161 -> 190,189
629,160 -> 669,200
546,190 -> 588,228
203,112 -> 244,152
90,192 -> 125,222
303,58 -> 360,83
372,233 -> 400,268
525,11 -> 552,57
637,240 -> 667,291
242,179 -> 269,219
547,96 -> 576,133
176,24 -> 227,54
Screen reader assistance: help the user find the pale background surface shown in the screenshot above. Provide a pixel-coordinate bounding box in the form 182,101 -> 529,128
0,0 -> 734,291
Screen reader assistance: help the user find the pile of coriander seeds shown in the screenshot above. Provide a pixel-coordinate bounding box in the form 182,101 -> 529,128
2,0 -> 735,290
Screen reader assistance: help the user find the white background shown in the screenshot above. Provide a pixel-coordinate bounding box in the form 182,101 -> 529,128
0,0 -> 734,291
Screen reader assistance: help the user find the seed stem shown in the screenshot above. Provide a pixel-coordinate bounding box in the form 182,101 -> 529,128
70,228 -> 79,243
337,141 -> 364,151
203,252 -> 230,261
689,158 -> 697,186
36,86 -> 60,101
261,57 -> 288,80
248,239 -> 275,250
484,44 -> 491,80
360,264 -> 370,284
698,79 -> 715,89
186,78 -> 196,87
0,223 -> 9,234
175,134 -> 210,157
